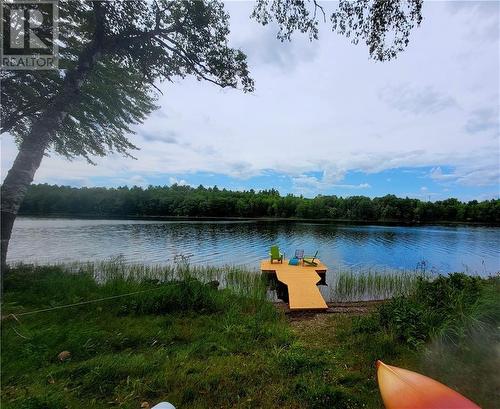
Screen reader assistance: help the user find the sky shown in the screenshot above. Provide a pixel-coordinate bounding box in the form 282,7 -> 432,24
1,0 -> 499,201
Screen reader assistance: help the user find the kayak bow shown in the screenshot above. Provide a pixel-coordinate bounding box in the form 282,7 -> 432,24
376,360 -> 480,409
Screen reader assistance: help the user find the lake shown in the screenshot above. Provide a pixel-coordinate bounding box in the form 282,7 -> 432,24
7,217 -> 500,276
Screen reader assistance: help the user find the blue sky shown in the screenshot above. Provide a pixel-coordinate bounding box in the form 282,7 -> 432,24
86,166 -> 498,201
1,1 -> 499,201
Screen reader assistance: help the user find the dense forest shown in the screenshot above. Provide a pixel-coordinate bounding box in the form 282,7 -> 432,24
19,183 -> 500,223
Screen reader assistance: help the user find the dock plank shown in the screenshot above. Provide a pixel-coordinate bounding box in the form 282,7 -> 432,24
261,259 -> 328,310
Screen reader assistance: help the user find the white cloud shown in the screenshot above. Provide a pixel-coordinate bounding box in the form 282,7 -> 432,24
168,176 -> 191,187
465,108 -> 499,134
430,162 -> 500,187
292,174 -> 370,195
1,1 -> 499,194
128,175 -> 148,186
378,84 -> 457,115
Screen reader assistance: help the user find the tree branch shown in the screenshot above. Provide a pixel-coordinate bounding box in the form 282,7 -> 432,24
152,36 -> 228,88
312,0 -> 326,23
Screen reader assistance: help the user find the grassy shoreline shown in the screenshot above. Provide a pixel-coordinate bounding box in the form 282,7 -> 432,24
1,263 -> 498,408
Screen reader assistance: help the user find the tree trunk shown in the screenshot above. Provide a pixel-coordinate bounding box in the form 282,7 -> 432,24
1,94 -> 76,270
0,2 -> 105,272
1,132 -> 51,269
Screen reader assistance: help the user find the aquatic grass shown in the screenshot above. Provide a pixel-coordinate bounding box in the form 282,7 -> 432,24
6,260 -> 265,298
330,267 -> 427,302
85,260 -> 265,294
7,260 -> 430,305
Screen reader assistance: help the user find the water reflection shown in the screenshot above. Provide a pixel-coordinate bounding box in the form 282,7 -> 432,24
7,217 -> 500,275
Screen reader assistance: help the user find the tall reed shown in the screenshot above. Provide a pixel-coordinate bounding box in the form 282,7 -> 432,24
330,267 -> 427,302
59,259 -> 267,299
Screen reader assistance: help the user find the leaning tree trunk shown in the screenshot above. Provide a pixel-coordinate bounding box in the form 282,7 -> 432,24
0,3 -> 105,272
1,99 -> 73,269
1,130 -> 52,270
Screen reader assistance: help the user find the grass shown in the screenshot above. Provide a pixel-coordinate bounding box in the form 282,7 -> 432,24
1,263 -> 497,408
0,263 -> 405,409
330,268 -> 425,301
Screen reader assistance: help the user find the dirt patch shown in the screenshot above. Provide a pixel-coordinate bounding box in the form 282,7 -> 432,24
327,300 -> 385,314
274,300 -> 386,321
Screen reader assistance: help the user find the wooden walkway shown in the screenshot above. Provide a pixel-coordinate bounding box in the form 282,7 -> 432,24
261,259 -> 328,310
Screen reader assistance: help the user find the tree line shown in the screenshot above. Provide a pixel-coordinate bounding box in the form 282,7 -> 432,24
19,184 -> 500,223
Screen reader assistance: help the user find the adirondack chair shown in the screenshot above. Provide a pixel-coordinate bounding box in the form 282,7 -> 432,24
269,245 -> 283,264
303,250 -> 318,267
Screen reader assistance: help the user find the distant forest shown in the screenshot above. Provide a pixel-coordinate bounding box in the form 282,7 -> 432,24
19,184 -> 500,223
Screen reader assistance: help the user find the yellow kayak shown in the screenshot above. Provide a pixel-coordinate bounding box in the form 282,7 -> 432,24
376,360 -> 480,409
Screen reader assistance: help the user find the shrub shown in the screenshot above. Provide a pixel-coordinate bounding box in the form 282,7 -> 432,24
414,273 -> 482,316
378,273 -> 494,347
379,297 -> 429,347
118,279 -> 224,315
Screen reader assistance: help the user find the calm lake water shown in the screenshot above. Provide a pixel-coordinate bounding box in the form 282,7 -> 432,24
8,217 -> 500,275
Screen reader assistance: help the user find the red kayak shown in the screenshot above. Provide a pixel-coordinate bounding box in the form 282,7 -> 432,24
376,360 -> 480,409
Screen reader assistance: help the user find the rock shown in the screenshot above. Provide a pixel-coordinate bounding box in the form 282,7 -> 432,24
140,402 -> 150,409
151,403 -> 176,409
57,351 -> 71,362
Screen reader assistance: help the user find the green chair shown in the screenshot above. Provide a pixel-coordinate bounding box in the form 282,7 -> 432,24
269,245 -> 283,264
303,250 -> 318,267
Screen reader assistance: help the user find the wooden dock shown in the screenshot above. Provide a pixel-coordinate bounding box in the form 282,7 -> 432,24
261,259 -> 328,310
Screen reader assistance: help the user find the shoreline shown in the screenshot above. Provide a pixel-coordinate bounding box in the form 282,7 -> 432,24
16,213 -> 500,227
275,300 -> 386,317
